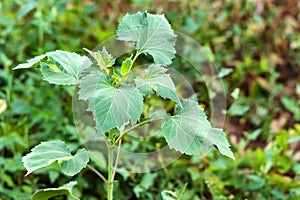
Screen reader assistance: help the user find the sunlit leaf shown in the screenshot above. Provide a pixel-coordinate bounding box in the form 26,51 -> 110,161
117,12 -> 176,65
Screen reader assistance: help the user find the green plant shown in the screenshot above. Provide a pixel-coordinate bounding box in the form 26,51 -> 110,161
14,12 -> 234,200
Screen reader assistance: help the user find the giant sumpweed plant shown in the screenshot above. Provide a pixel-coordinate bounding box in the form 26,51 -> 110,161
14,12 -> 235,200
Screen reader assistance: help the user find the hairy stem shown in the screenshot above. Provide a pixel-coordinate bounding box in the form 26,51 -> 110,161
112,139 -> 122,180
113,118 -> 162,146
107,144 -> 114,200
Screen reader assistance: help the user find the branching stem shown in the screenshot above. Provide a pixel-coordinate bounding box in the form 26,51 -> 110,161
86,164 -> 108,184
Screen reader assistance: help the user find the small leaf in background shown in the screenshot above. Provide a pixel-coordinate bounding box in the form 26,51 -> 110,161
218,67 -> 233,78
230,88 -> 240,100
32,181 -> 78,200
135,64 -> 181,105
22,141 -> 89,176
161,183 -> 188,200
117,12 -> 176,65
120,57 -> 133,76
84,47 -> 115,69
228,102 -> 250,116
281,96 -> 300,119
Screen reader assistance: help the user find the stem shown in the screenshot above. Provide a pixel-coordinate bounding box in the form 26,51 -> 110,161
107,145 -> 114,200
112,139 -> 122,180
113,118 -> 162,146
86,164 -> 108,184
132,51 -> 140,64
70,193 -> 80,200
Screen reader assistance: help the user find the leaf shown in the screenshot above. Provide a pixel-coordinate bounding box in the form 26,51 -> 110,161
135,64 -> 181,105
61,149 -> 89,176
13,54 -> 47,69
161,99 -> 235,159
22,141 -> 89,176
84,47 -> 115,69
42,50 -> 92,85
120,57 -> 133,76
210,128 -> 235,160
117,12 -> 176,65
14,50 -> 92,85
32,181 -> 77,200
40,62 -> 76,85
79,72 -> 143,133
161,99 -> 211,155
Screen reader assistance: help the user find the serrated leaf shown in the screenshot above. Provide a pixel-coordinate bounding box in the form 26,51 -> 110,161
161,99 -> 235,159
14,50 -> 92,85
41,62 -> 76,85
84,47 -> 115,69
135,64 -> 181,105
61,149 -> 89,176
42,50 -> 92,85
120,57 -> 133,76
22,141 -> 89,176
32,181 -> 77,200
117,12 -> 176,65
79,72 -> 143,133
161,100 -> 211,155
209,128 -> 235,160
13,54 -> 47,69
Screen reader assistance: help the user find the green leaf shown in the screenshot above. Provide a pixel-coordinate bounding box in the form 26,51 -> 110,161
22,141 -> 89,176
210,128 -> 235,160
32,181 -> 77,200
61,149 -> 89,176
135,64 -> 181,105
79,72 -> 143,133
161,99 -> 235,159
13,54 -> 47,69
42,50 -> 92,85
14,50 -> 92,85
117,12 -> 176,65
40,62 -> 76,85
120,57 -> 133,76
161,99 -> 210,155
84,47 -> 115,69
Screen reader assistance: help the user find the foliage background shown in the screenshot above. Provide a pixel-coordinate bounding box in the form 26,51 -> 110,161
0,0 -> 300,199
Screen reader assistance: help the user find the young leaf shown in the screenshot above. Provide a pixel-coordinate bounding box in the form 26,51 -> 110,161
84,47 -> 115,69
79,72 -> 143,133
22,141 -> 89,176
135,64 -> 181,106
161,99 -> 235,159
117,12 -> 176,65
120,57 -> 133,76
32,181 -> 77,200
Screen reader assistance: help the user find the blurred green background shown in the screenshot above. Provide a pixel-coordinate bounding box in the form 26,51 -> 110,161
0,0 -> 300,199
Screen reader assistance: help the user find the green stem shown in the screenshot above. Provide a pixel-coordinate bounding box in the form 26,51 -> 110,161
113,118 -> 162,146
132,51 -> 141,64
107,144 -> 114,200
